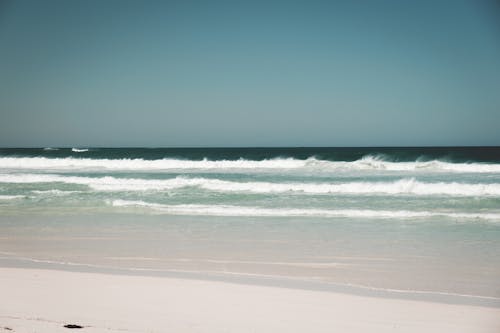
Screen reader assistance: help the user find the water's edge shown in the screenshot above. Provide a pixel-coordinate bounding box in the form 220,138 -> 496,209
1,257 -> 499,308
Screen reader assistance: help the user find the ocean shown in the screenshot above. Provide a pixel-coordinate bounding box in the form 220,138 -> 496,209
1,147 -> 500,303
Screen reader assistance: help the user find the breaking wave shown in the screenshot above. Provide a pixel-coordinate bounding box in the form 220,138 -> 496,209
109,200 -> 500,220
0,195 -> 25,200
71,148 -> 89,153
1,174 -> 500,196
0,155 -> 499,173
30,189 -> 81,196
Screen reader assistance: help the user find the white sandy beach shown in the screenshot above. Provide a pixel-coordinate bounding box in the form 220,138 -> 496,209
1,267 -> 499,333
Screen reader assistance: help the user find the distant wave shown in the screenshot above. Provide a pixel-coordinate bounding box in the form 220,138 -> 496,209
0,155 -> 500,173
43,147 -> 59,151
0,195 -> 25,200
1,174 -> 500,196
30,189 -> 81,196
109,200 -> 500,220
71,148 -> 89,153
0,156 -> 303,171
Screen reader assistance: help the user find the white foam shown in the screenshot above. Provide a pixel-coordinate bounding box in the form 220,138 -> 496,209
0,195 -> 25,200
0,156 -> 303,171
1,174 -> 499,196
31,189 -> 81,195
0,155 -> 499,173
338,155 -> 500,173
197,177 -> 500,196
71,148 -> 89,152
109,200 -> 500,220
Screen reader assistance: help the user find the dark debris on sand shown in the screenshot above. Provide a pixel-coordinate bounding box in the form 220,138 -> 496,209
3,328 -> 13,331
64,324 -> 84,329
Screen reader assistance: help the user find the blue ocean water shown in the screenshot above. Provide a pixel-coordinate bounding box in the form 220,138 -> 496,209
1,147 -> 500,300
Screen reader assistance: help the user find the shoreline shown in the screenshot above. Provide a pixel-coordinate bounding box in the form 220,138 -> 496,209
2,256 -> 500,309
2,266 -> 500,333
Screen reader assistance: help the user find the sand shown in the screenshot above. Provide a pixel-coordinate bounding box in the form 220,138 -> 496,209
1,267 -> 499,333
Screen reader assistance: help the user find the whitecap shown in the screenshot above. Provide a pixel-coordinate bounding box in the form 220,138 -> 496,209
0,155 -> 499,173
109,200 -> 500,220
1,174 -> 499,197
0,195 -> 25,200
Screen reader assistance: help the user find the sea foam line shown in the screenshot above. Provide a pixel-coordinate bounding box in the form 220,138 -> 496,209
109,200 -> 500,220
0,155 -> 499,173
1,174 -> 500,196
0,195 -> 25,200
30,189 -> 81,195
0,156 -> 304,171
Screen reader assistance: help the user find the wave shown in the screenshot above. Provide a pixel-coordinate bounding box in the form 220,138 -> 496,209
109,200 -> 500,220
1,174 -> 500,196
0,195 -> 25,200
30,189 -> 81,195
0,155 -> 499,173
0,156 -> 304,171
71,148 -> 89,153
43,147 -> 59,151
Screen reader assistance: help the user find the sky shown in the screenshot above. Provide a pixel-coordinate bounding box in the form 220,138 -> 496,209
0,0 -> 499,147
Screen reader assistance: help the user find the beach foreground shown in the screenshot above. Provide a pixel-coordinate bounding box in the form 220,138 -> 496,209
1,267 -> 499,333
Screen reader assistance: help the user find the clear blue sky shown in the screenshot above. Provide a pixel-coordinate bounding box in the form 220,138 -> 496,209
0,0 -> 499,147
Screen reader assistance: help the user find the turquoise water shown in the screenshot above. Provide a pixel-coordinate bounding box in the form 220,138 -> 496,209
1,147 -> 500,299
1,147 -> 500,218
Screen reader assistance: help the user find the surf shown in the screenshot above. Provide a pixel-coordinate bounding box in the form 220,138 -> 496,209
2,174 -> 500,196
0,155 -> 500,173
109,200 -> 500,220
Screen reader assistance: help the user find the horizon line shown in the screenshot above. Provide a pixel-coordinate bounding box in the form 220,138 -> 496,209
1,145 -> 500,149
